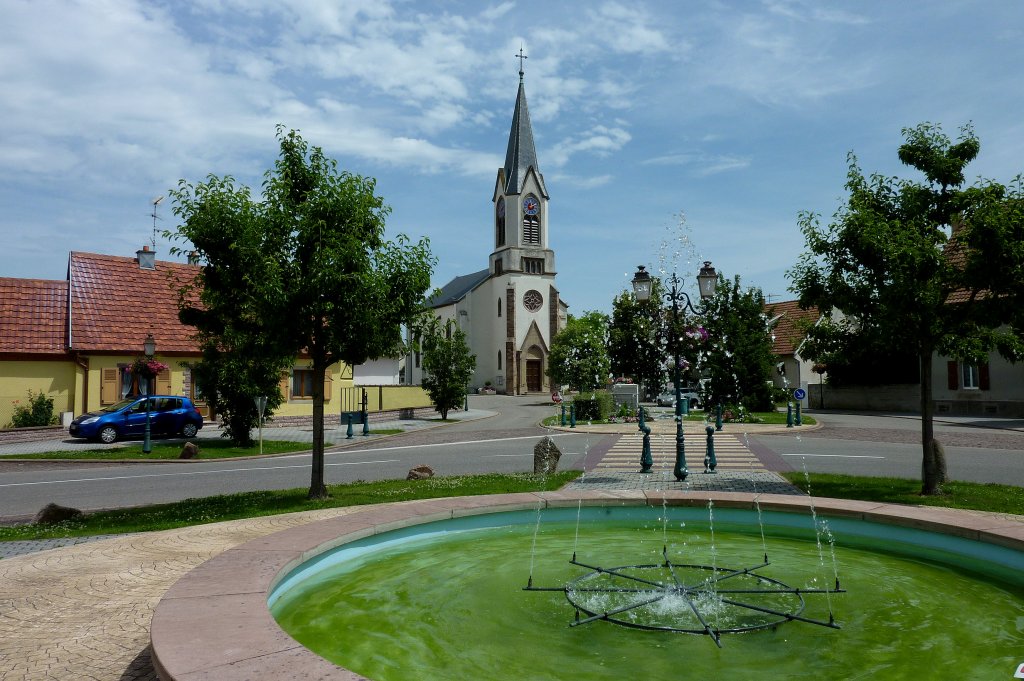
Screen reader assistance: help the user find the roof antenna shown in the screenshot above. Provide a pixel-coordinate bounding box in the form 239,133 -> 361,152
150,196 -> 164,250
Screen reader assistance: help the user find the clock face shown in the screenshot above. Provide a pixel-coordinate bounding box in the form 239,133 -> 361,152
522,197 -> 539,215
523,289 -> 543,312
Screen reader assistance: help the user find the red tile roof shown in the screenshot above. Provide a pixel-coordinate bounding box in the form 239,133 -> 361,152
0,278 -> 68,355
764,300 -> 820,356
69,251 -> 202,354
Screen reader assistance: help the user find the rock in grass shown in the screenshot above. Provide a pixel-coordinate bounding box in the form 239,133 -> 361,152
407,464 -> 434,480
34,503 -> 82,524
179,442 -> 200,459
533,436 -> 562,474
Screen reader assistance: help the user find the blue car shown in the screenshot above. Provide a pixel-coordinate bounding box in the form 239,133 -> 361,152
69,395 -> 204,444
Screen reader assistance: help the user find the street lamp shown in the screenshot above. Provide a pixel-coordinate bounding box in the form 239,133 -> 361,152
143,333 -> 156,454
632,262 -> 717,481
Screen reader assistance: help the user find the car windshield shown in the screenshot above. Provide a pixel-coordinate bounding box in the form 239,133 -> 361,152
100,398 -> 140,413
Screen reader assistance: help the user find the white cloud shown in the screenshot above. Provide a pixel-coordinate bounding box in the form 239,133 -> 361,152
548,126 -> 632,167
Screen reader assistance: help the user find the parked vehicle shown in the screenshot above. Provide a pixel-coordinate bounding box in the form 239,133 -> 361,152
69,395 -> 204,444
655,387 -> 703,410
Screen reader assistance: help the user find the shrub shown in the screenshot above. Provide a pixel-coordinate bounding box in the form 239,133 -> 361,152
572,390 -> 613,421
9,390 -> 56,428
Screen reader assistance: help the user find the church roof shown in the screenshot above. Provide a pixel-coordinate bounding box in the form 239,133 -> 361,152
502,75 -> 548,197
428,269 -> 491,308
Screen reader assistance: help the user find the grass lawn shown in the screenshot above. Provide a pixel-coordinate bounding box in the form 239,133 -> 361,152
0,471 -> 581,541
785,472 -> 1024,516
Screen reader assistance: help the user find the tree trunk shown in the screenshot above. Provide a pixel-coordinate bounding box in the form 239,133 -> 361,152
308,358 -> 328,499
920,349 -> 940,495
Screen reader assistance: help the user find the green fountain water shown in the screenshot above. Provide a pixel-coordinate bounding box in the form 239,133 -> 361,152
270,507 -> 1024,680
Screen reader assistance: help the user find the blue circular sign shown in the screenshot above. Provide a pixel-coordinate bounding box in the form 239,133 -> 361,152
793,388 -> 806,400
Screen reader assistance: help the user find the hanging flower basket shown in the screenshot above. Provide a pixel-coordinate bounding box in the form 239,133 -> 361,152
131,358 -> 169,380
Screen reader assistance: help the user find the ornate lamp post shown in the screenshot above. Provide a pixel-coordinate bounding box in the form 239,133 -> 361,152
632,262 -> 717,481
143,333 -> 156,454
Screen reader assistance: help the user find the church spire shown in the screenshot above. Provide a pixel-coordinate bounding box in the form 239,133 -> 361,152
502,48 -> 547,197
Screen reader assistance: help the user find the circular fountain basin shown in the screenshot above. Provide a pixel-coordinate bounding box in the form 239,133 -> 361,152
150,491 -> 1024,680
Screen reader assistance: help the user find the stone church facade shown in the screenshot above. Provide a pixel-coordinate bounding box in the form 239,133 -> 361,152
411,67 -> 567,394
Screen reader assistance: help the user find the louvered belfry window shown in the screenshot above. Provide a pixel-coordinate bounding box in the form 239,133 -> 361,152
523,214 -> 540,244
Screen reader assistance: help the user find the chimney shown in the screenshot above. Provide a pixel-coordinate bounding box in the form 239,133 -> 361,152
187,250 -> 200,266
137,245 -> 156,270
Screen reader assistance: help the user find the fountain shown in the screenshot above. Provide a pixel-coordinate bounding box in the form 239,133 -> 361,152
150,492 -> 1024,680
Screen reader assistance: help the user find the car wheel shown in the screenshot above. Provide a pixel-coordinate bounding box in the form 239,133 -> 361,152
99,426 -> 118,444
181,422 -> 198,438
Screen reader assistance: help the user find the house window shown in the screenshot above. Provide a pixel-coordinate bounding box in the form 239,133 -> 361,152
292,369 -> 315,399
494,259 -> 503,275
961,363 -> 979,389
523,214 -> 540,244
496,197 -> 506,247
498,349 -> 502,369
523,258 -> 544,274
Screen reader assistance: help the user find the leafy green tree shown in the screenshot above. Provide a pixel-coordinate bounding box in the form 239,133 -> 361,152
608,280 -> 666,399
420,318 -> 476,420
789,123 -> 1024,495
548,311 -> 611,394
170,127 -> 434,498
700,274 -> 775,411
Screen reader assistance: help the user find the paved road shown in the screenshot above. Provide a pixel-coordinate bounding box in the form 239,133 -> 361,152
0,395 -> 606,519
751,411 -> 1024,484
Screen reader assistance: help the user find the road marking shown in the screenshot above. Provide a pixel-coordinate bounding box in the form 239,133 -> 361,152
322,433 -> 575,456
780,454 -> 885,459
0,460 -> 402,488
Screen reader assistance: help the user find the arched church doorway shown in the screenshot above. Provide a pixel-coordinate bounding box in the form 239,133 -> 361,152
526,346 -> 543,393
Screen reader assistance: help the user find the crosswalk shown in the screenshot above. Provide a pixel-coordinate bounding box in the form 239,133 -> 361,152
591,432 -> 766,474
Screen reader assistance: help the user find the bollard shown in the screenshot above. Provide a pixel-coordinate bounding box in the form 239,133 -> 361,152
795,401 -> 803,426
570,403 -> 576,429
786,402 -> 794,428
715,403 -> 723,431
346,413 -> 353,439
362,412 -> 370,436
704,424 -> 717,473
638,406 -> 652,473
560,403 -> 566,426
464,392 -> 469,412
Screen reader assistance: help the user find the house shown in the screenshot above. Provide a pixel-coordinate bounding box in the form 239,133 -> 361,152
765,300 -> 821,408
405,64 -> 568,394
0,248 -> 355,427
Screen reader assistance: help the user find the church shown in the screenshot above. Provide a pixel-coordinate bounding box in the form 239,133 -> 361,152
410,61 -> 568,395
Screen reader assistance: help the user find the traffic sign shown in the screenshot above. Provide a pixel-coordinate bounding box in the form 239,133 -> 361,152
793,388 -> 807,400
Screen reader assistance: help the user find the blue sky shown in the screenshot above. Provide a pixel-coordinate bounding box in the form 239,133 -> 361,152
2,1 -> 1023,314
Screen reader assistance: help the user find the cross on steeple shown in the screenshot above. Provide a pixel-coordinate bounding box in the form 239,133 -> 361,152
516,46 -> 528,79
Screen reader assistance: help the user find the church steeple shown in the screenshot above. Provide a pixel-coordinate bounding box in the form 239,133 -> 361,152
502,50 -> 547,198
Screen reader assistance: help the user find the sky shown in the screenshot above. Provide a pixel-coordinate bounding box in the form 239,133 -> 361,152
3,0 -> 1023,314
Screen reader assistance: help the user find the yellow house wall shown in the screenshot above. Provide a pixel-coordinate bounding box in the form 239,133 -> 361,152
0,360 -> 78,426
379,386 -> 433,410
82,356 -> 192,413
276,361 -> 355,417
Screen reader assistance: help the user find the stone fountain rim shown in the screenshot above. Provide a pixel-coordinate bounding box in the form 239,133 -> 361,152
149,490 -> 1024,681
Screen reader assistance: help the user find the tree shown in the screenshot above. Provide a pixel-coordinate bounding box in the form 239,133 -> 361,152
789,123 -> 1024,495
699,274 -> 776,411
548,311 -> 611,394
608,280 -> 666,399
170,127 -> 434,498
420,318 -> 476,420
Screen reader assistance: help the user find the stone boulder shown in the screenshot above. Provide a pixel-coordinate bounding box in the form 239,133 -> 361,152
533,436 -> 562,475
179,442 -> 200,459
34,502 -> 82,525
407,464 -> 434,480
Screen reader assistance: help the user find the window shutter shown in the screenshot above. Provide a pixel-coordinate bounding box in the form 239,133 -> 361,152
979,362 -> 990,391
279,371 -> 290,401
946,361 -> 958,390
156,368 -> 172,395
101,368 -> 118,404
323,372 -> 333,401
